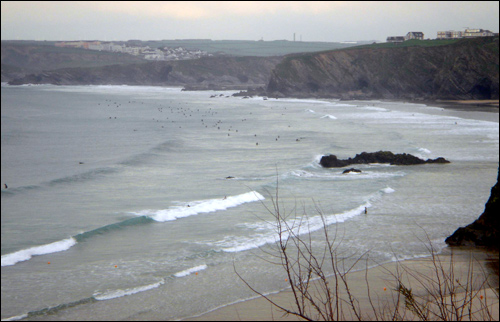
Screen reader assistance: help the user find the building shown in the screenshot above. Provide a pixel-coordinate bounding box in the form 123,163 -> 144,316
87,41 -> 103,51
143,49 -> 165,60
464,28 -> 494,38
55,41 -> 86,48
437,28 -> 494,39
437,30 -> 463,39
405,32 -> 424,40
386,36 -> 405,43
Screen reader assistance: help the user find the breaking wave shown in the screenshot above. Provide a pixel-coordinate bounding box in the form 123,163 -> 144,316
204,187 -> 395,253
131,191 -> 265,222
2,192 -> 263,267
1,238 -> 77,267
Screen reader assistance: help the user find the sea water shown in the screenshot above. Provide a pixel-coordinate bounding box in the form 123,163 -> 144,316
1,84 -> 498,320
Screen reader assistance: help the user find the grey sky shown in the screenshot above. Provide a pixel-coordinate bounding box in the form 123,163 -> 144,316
1,1 -> 499,42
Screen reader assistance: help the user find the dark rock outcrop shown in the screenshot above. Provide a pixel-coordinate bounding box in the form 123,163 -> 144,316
319,151 -> 450,168
267,37 -> 499,100
445,169 -> 499,250
342,168 -> 362,174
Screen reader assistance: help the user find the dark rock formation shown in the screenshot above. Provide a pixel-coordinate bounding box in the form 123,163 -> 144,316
267,37 -> 499,100
446,169 -> 499,250
320,151 -> 450,168
342,168 -> 362,174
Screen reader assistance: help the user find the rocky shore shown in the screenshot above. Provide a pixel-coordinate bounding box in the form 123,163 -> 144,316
446,169 -> 499,250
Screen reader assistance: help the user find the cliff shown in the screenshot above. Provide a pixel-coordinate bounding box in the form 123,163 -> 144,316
267,37 -> 499,100
446,169 -> 499,250
6,56 -> 281,89
1,42 -> 143,81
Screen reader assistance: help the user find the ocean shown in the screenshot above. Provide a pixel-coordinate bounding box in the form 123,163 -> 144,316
1,84 -> 498,320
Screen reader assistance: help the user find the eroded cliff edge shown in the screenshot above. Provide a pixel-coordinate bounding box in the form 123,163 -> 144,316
6,56 -> 282,89
267,37 -> 499,100
446,169 -> 499,250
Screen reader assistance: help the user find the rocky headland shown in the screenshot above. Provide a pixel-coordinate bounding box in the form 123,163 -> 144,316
319,151 -> 450,168
4,50 -> 281,90
446,169 -> 499,250
4,37 -> 499,103
266,37 -> 499,100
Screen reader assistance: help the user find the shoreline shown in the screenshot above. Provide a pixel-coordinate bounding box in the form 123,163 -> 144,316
3,82 -> 498,114
185,247 -> 499,321
418,99 -> 499,113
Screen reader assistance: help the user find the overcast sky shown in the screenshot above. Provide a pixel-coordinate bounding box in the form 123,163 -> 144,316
2,1 -> 499,42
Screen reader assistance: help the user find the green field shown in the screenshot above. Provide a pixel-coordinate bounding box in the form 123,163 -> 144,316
125,39 -> 372,56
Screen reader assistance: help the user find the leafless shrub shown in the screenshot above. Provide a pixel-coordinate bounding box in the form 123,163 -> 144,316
234,186 -> 499,321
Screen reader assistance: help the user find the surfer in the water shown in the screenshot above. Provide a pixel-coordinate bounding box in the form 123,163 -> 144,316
4,183 -> 7,189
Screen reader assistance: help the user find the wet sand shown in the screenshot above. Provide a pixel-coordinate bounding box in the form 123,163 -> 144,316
185,247 -> 499,321
423,99 -> 499,113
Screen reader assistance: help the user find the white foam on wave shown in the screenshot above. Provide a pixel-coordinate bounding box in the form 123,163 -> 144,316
213,187 -> 395,253
287,169 -> 405,180
277,98 -> 335,105
173,264 -> 208,277
218,204 -> 370,253
41,84 -> 183,94
132,191 -> 265,222
418,147 -> 431,154
1,238 -> 77,267
320,114 -> 337,120
382,187 -> 395,194
93,280 -> 164,301
1,313 -> 29,321
363,106 -> 389,112
330,103 -> 356,107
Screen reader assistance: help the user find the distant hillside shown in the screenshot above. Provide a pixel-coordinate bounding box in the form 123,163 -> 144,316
1,39 -> 362,86
1,41 -> 143,81
124,39 -> 368,57
7,56 -> 282,89
266,37 -> 499,100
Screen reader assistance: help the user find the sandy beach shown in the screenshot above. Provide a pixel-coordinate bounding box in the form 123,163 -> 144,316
186,247 -> 499,321
426,99 -> 499,112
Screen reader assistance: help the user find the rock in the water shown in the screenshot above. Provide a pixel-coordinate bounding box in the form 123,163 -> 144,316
342,168 -> 362,174
320,151 -> 450,168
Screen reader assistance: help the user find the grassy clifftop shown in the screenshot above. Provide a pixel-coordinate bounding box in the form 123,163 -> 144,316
267,37 -> 499,100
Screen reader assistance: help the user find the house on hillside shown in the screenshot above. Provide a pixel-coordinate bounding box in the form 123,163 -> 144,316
405,32 -> 424,40
386,36 -> 405,43
437,28 -> 495,39
437,30 -> 464,39
464,29 -> 494,38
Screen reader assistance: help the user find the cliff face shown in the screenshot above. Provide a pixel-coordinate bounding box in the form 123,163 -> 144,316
445,169 -> 499,250
267,37 -> 499,100
1,43 -> 143,81
7,56 -> 281,89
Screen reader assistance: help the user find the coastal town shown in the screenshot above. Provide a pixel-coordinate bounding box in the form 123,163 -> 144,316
54,40 -> 212,61
53,27 -> 497,61
387,28 -> 496,43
